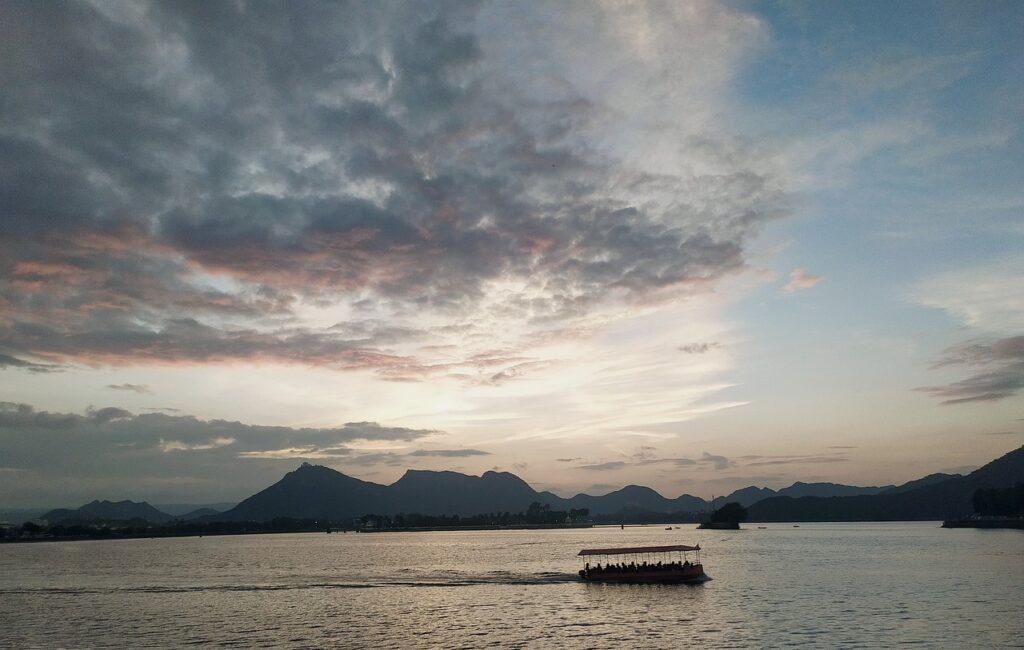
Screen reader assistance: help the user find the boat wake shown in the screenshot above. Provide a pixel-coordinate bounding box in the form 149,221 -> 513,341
0,572 -> 579,595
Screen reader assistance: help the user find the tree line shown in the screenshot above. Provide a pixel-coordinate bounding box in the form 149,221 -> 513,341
972,484 -> 1024,517
359,502 -> 589,529
1,502 -> 593,541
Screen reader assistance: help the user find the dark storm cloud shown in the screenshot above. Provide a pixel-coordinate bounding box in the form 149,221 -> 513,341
0,1 -> 783,372
918,335 -> 1024,404
0,401 -> 440,504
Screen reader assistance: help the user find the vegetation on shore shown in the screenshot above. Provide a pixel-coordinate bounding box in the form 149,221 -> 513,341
1,502 -> 593,542
972,483 -> 1024,517
709,502 -> 748,524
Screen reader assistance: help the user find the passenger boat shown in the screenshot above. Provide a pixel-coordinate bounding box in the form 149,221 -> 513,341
577,544 -> 707,584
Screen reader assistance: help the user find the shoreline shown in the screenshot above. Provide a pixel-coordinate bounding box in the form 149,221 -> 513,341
0,523 -> 596,544
942,517 -> 1024,529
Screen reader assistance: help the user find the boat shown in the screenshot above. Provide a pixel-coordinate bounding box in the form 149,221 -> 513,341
577,544 -> 708,584
697,521 -> 739,530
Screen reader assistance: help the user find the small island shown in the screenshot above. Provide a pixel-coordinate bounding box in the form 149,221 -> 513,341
943,484 -> 1024,529
698,502 -> 747,530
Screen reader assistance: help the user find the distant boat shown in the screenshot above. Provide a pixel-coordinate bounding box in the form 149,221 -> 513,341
697,521 -> 739,530
577,544 -> 708,584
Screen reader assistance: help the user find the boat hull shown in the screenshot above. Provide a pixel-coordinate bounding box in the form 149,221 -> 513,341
580,564 -> 707,584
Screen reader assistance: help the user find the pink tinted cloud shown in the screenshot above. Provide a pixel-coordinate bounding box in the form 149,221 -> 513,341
782,268 -> 822,293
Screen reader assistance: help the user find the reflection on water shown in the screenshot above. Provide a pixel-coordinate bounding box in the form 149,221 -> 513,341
1,523 -> 1021,648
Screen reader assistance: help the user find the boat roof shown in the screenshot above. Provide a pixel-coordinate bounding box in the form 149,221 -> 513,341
577,544 -> 700,556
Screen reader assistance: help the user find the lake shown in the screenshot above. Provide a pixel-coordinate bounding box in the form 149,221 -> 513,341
1,522 -> 1021,648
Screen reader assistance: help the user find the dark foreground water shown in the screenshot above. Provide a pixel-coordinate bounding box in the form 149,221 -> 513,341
1,522 -> 1021,648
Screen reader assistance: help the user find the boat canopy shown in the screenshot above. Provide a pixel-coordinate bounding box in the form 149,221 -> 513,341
577,544 -> 700,556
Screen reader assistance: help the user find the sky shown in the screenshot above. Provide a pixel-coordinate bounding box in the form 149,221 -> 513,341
1,0 -> 1022,507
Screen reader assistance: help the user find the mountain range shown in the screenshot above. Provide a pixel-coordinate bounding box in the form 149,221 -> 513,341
42,500 -> 175,525
41,500 -> 223,525
219,463 -> 910,522
747,447 -> 1023,521
34,446 -> 1022,524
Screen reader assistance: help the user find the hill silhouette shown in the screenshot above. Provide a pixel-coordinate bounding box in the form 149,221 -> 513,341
213,462 -> 971,523
42,500 -> 172,524
211,464 -> 717,521
223,462 -> 391,521
882,473 -> 961,494
558,485 -> 708,514
29,447 -> 1021,525
748,446 -> 1024,521
776,481 -> 891,498
718,486 -> 777,507
389,469 -> 542,515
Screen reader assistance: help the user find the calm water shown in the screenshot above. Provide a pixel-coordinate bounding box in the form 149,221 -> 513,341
1,522 -> 1021,648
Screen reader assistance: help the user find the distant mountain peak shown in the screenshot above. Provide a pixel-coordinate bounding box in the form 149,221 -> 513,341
43,499 -> 172,524
482,470 -> 515,479
619,484 -> 658,494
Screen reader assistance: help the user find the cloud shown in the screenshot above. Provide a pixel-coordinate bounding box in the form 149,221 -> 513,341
0,353 -> 62,373
0,401 -> 440,504
636,457 -> 698,467
578,461 -> 628,471
742,455 -> 850,467
914,256 -> 1024,333
407,448 -> 490,458
918,335 -> 1024,404
699,452 -> 733,470
161,437 -> 236,453
581,451 -> 732,471
0,1 -> 782,381
87,406 -> 133,424
107,383 -> 152,394
678,342 -> 720,354
782,268 -> 822,293
914,257 -> 1024,404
